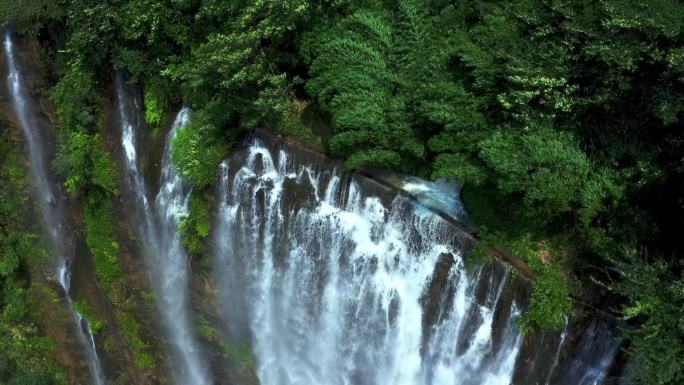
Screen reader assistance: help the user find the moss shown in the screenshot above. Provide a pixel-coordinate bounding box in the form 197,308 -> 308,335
72,300 -> 105,334
85,197 -> 123,284
196,315 -> 256,369
84,194 -> 160,369
116,311 -> 156,369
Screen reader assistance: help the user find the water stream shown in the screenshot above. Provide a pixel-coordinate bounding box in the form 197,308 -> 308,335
114,82 -> 210,385
3,30 -> 105,385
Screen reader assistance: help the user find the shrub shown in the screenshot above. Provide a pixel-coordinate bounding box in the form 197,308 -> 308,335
179,193 -> 212,255
171,111 -> 229,189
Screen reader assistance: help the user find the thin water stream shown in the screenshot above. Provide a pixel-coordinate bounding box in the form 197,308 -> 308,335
4,30 -> 105,385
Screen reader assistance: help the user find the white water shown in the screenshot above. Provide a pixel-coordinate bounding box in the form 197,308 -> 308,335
4,30 -> 105,385
400,176 -> 469,223
213,140 -> 524,385
115,86 -> 210,385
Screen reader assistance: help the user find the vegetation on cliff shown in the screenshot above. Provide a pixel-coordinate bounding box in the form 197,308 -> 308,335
2,0 -> 684,383
0,126 -> 69,385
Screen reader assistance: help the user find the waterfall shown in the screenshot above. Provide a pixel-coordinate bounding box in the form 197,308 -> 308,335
213,136 -> 623,385
3,30 -> 105,385
115,82 -> 210,385
213,139 -> 524,385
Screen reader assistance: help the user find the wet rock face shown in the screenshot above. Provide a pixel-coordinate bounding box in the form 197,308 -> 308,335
281,174 -> 317,213
512,307 -> 624,385
421,252 -> 456,348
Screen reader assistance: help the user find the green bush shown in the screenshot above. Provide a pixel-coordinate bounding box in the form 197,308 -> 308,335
179,193 -> 212,255
171,110 -> 229,189
518,266 -> 573,333
143,87 -> 165,129
478,128 -> 591,220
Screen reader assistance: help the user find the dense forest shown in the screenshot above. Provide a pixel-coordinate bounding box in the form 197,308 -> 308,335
1,1 -> 683,384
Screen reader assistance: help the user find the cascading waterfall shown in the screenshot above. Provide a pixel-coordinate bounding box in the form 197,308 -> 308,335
213,137 -> 624,385
213,139 -> 524,385
115,83 -> 210,385
3,30 -> 105,385
154,108 -> 212,385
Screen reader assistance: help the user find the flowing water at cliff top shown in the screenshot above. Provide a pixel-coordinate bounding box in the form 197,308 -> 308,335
3,30 -> 105,385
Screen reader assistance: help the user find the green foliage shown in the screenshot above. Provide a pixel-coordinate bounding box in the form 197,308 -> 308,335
89,137 -> 119,194
0,132 -> 69,385
72,300 -> 104,334
278,99 -> 321,145
478,128 -> 591,220
0,0 -> 64,35
52,63 -> 118,195
116,311 -> 156,369
143,86 -> 165,129
84,197 -> 122,283
50,62 -> 98,131
518,266 -> 573,333
53,130 -> 89,193
196,315 -> 256,370
171,107 -> 230,189
474,230 -> 573,333
611,250 -> 684,384
307,5 -> 425,170
179,193 -> 212,255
